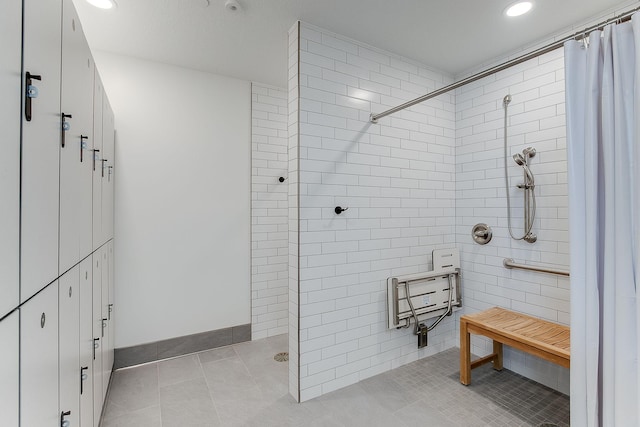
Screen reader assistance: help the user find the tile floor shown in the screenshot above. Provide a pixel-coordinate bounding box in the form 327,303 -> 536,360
101,334 -> 569,427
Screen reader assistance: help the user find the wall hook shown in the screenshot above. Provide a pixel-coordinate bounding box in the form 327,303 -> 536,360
335,206 -> 348,214
278,176 -> 286,183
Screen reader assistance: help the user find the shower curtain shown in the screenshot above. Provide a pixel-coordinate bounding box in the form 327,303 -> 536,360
565,14 -> 639,427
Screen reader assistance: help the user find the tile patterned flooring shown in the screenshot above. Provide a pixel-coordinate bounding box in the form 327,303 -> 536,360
101,334 -> 569,427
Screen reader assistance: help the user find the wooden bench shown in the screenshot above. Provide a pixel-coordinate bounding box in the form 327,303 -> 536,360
460,307 -> 570,385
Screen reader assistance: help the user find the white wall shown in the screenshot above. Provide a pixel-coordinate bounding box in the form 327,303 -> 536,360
95,52 -> 251,348
290,23 -> 457,402
251,82 -> 289,340
455,45 -> 570,394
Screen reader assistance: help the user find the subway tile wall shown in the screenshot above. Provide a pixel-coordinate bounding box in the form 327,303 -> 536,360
292,22 -> 458,402
454,48 -> 570,394
251,82 -> 289,340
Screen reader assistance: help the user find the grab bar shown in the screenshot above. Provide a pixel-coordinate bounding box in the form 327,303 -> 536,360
503,258 -> 569,276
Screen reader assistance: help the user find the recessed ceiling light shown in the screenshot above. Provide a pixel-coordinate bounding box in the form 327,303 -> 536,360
86,0 -> 117,9
504,1 -> 533,17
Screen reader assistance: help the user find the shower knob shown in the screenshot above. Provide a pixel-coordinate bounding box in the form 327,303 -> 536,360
523,147 -> 536,159
472,223 -> 492,245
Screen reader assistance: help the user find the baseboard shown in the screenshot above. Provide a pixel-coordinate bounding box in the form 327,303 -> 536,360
113,324 -> 251,369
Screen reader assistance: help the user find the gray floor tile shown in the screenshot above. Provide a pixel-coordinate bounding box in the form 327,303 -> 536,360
198,345 -> 237,364
103,363 -> 159,420
101,405 -> 161,427
158,354 -> 203,387
104,335 -> 569,427
160,378 -> 221,426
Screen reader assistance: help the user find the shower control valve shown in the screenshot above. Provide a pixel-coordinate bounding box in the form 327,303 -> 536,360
471,223 -> 492,245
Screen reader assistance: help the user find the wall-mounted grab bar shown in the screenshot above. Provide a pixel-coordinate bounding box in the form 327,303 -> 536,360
503,258 -> 569,276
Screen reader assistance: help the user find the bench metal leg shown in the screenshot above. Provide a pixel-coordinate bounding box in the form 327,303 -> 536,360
460,319 -> 471,385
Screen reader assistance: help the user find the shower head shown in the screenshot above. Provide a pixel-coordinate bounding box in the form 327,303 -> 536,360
513,153 -> 525,166
513,153 -> 534,184
503,94 -> 512,106
523,146 -> 536,159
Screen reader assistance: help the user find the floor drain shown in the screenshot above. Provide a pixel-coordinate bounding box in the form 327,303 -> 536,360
274,352 -> 289,362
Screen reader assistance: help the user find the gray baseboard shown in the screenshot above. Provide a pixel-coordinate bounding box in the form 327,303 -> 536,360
114,324 -> 251,369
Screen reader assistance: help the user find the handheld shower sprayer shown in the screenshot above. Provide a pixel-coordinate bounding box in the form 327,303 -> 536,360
512,153 -> 525,166
503,93 -> 537,243
512,153 -> 535,186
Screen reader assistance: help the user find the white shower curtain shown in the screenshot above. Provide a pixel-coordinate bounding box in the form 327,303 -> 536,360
565,14 -> 640,427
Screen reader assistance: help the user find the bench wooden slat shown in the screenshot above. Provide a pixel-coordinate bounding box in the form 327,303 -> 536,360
460,307 -> 570,385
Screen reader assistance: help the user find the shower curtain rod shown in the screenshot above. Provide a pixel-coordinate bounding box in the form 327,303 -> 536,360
369,5 -> 640,123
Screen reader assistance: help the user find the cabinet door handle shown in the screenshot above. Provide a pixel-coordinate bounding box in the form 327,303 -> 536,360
92,149 -> 100,171
102,318 -> 107,337
61,113 -> 72,148
25,72 -> 41,122
108,303 -> 113,320
60,410 -> 71,427
101,159 -> 108,177
80,135 -> 88,162
93,338 -> 100,359
80,366 -> 88,395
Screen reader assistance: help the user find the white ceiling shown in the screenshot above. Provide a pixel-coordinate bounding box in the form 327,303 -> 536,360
73,0 -> 637,88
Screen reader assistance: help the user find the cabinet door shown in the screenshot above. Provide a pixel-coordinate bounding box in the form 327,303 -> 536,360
92,75 -> 104,251
102,98 -> 115,242
60,0 -> 95,271
21,282 -> 59,427
59,266 -> 80,427
0,0 -> 21,318
79,256 -> 94,427
107,241 -> 115,377
101,246 -> 111,399
92,252 -> 103,426
0,311 -> 19,427
21,0 -> 62,302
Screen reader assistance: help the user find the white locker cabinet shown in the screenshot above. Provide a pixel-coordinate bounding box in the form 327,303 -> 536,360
21,282 -> 59,427
92,75 -> 104,251
60,0 -> 95,272
107,242 -> 115,376
102,100 -> 115,244
79,257 -> 94,427
21,0 -> 63,303
92,252 -> 103,426
0,311 -> 19,427
101,247 -> 111,400
59,266 -> 80,427
0,0 -> 21,318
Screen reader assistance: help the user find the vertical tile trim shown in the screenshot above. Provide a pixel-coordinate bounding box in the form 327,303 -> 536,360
295,19 -> 301,404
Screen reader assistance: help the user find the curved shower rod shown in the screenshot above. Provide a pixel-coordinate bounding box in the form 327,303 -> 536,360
369,4 -> 640,124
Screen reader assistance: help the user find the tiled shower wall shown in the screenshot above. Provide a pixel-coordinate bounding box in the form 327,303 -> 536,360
291,22 -> 458,402
454,49 -> 570,394
251,83 -> 289,340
